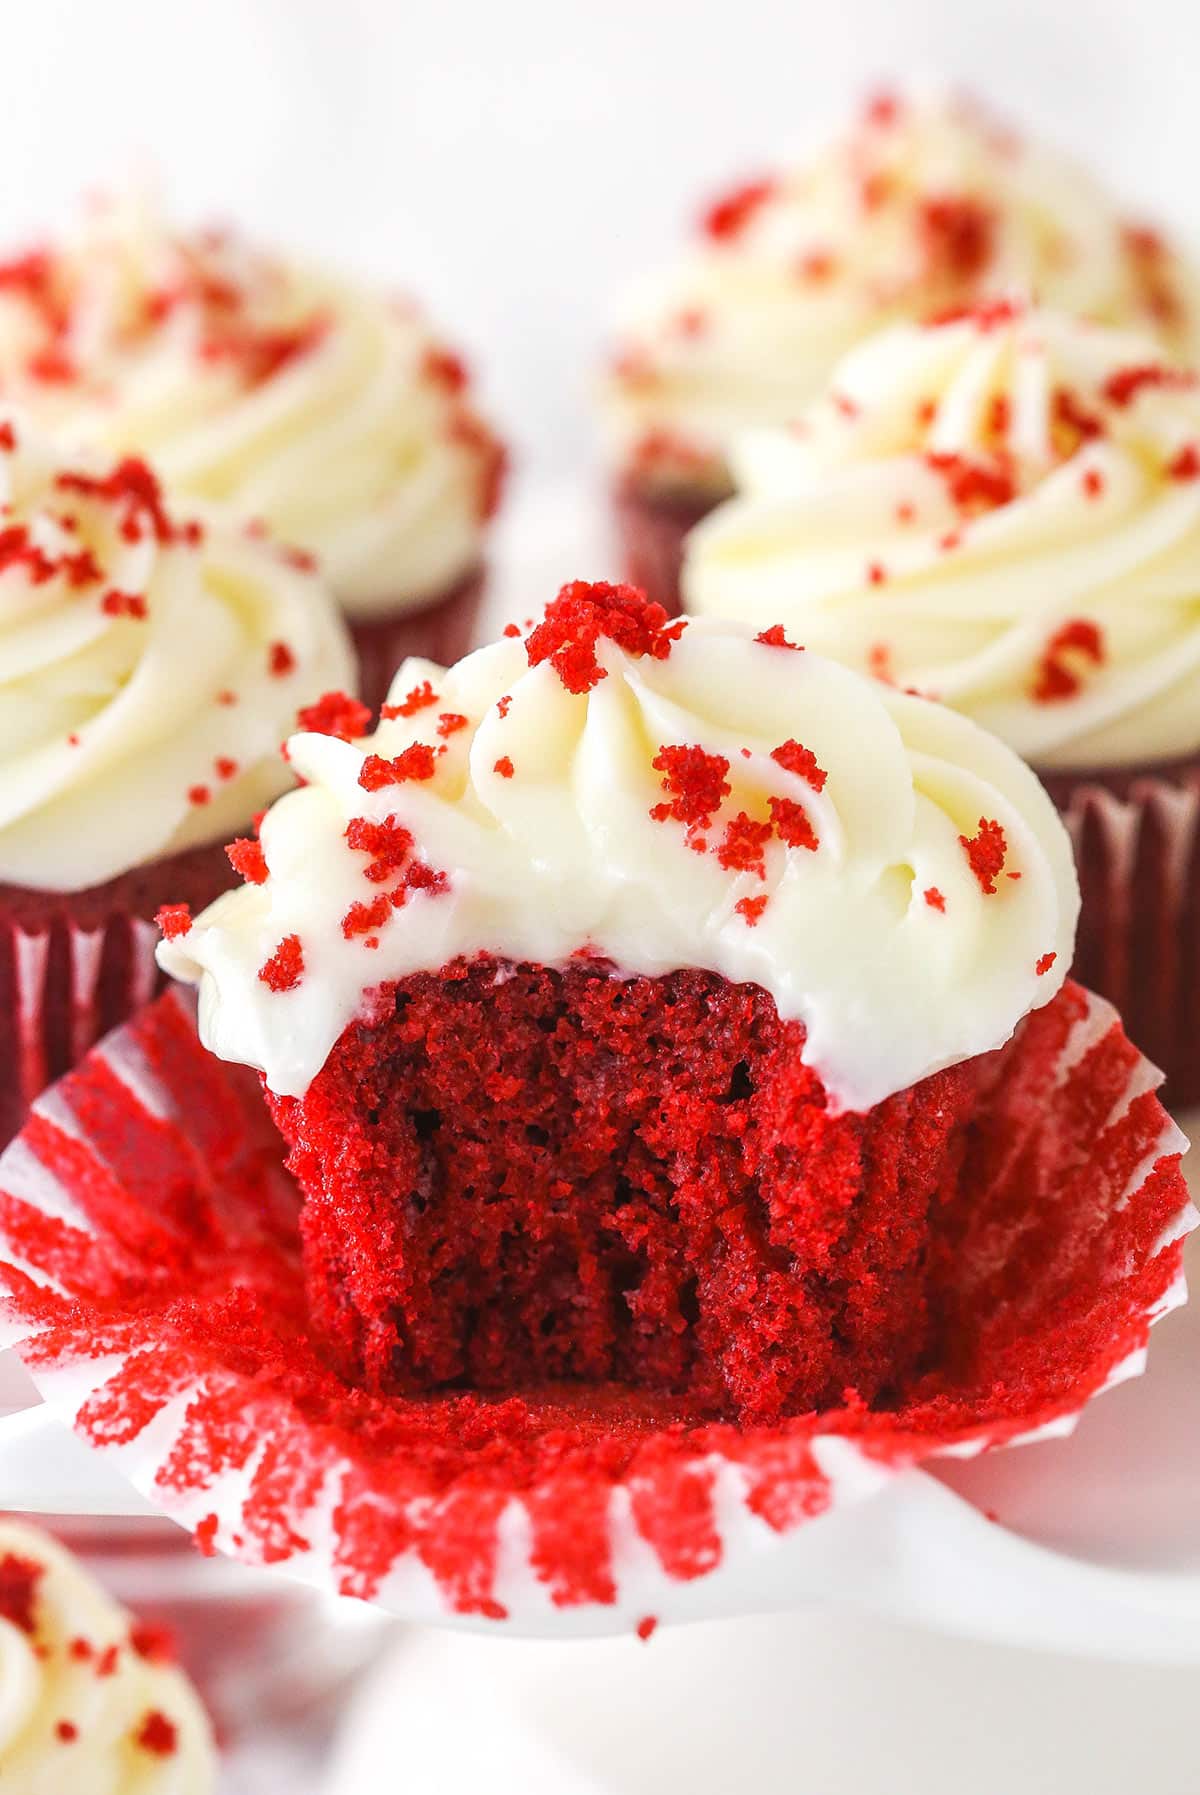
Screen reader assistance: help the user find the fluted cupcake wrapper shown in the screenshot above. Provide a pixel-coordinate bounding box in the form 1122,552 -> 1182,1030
349,566 -> 487,714
611,478 -> 712,615
0,983 -> 1191,1636
1043,759 -> 1200,1111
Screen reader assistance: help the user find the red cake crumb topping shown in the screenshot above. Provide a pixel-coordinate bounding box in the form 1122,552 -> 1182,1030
383,680 -> 439,719
155,904 -> 192,941
56,457 -> 182,545
346,816 -> 416,881
69,1637 -> 93,1661
526,581 -> 684,694
129,1623 -> 175,1666
0,1552 -> 42,1635
226,837 -> 268,885
343,895 -> 393,939
797,248 -> 836,283
768,796 -> 819,852
770,740 -> 828,791
924,887 -> 946,911
135,1711 -> 178,1758
496,695 -> 512,719
1169,443 -> 1200,481
717,812 -> 773,875
359,744 -> 440,790
755,625 -> 802,649
866,560 -> 888,585
55,1720 -> 78,1744
636,1616 -> 659,1642
0,421 -> 17,453
100,587 -> 149,620
987,394 -> 1010,440
258,935 -> 305,993
919,194 -> 996,281
868,642 -> 894,683
297,691 -> 372,741
959,818 -> 1007,893
423,346 -> 469,392
493,756 -> 515,778
95,1645 -> 120,1678
1081,467 -> 1105,499
735,894 -> 769,925
187,784 -> 211,807
1032,618 -> 1106,703
650,744 -> 731,830
703,177 -> 776,241
925,295 -> 1024,332
1053,386 -> 1105,449
1036,952 -> 1057,976
1103,363 -> 1197,409
437,713 -> 468,738
925,451 -> 1016,513
267,641 -> 297,678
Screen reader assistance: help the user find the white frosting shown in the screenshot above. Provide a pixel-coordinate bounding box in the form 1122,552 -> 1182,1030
159,604 -> 1078,1113
0,192 -> 503,618
0,1520 -> 215,1792
685,304 -> 1200,770
0,413 -> 354,890
601,89 -> 1200,488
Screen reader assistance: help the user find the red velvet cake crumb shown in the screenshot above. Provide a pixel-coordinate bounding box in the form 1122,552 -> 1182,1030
55,1720 -> 78,1744
383,680 -> 439,719
267,641 -> 296,678
959,818 -> 1007,893
258,935 -> 304,993
155,904 -> 192,941
924,887 -> 946,912
770,740 -> 827,791
296,690 -> 372,741
359,744 -> 439,790
525,581 -> 685,694
226,838 -> 268,885
0,1551 -> 42,1635
1032,618 -> 1105,704
702,177 -> 776,242
1169,443 -> 1200,481
268,958 -> 981,1423
135,1711 -> 178,1758
493,756 -> 515,779
755,625 -> 802,650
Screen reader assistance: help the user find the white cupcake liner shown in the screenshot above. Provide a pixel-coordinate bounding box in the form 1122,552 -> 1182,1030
0,982 -> 1191,1635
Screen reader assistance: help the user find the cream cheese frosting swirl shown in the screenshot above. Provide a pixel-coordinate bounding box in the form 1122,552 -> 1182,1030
602,88 -> 1200,491
159,583 -> 1077,1114
0,412 -> 354,890
0,1520 -> 215,1792
0,191 -> 505,618
685,303 -> 1200,769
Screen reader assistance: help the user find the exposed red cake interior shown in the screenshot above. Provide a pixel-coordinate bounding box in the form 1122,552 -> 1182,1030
269,957 -> 988,1423
0,838 -> 235,1147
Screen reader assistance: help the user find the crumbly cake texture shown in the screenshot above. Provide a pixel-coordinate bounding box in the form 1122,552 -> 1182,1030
0,981 -> 1187,1622
268,957 -> 980,1418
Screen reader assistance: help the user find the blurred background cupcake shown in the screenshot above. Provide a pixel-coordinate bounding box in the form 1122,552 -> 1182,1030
0,412 -> 352,1145
0,1515 -> 217,1788
685,299 -> 1200,1104
599,86 -> 1200,611
0,191 -> 507,708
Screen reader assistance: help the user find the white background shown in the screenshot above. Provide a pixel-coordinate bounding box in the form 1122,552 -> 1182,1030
4,0 -> 1197,489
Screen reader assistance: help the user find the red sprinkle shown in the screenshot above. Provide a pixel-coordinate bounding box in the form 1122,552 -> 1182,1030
226,837 -> 269,885
924,887 -> 946,912
526,581 -> 684,694
493,756 -> 515,779
359,743 -> 440,790
959,818 -> 1008,894
755,624 -> 802,650
770,740 -> 828,792
297,691 -> 372,741
258,935 -> 305,993
382,680 -> 439,719
1036,952 -> 1057,976
155,905 -> 192,941
135,1711 -> 179,1759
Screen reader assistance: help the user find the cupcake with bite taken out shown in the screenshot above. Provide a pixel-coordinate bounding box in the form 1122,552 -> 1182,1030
0,1517 -> 216,1789
160,581 -> 1080,1417
600,87 -> 1200,611
0,409 -> 353,1145
685,300 -> 1200,1104
0,191 -> 506,709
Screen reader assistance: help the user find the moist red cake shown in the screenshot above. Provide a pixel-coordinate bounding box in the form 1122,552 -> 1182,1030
0,840 -> 236,1148
268,955 -> 991,1423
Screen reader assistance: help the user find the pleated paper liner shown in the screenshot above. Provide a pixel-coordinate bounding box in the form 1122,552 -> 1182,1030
0,981 -> 1191,1633
349,566 -> 487,714
610,477 -> 713,614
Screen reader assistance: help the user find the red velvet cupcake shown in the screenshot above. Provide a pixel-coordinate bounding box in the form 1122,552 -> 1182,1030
0,191 -> 507,710
686,302 -> 1200,1106
161,582 -> 1080,1418
600,87 -> 1200,611
0,413 -> 353,1145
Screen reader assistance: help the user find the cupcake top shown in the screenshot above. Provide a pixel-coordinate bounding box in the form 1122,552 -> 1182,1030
0,191 -> 506,618
601,88 -> 1200,493
685,302 -> 1200,771
0,413 -> 354,891
0,1519 -> 215,1792
159,581 -> 1078,1114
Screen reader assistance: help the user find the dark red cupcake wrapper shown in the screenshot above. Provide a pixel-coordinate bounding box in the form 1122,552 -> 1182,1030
611,478 -> 716,615
0,982 -> 1191,1632
349,566 -> 487,713
1041,760 -> 1200,1110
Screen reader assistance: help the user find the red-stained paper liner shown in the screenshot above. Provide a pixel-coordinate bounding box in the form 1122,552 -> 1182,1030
0,982 -> 1191,1635
1042,757 -> 1200,1111
0,840 -> 234,1151
611,478 -> 714,615
349,566 -> 487,714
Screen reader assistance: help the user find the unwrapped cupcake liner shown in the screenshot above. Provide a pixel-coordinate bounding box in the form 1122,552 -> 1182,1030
349,566 -> 487,713
611,479 -> 714,615
0,909 -> 162,1151
1043,760 -> 1200,1110
0,982 -> 1191,1635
